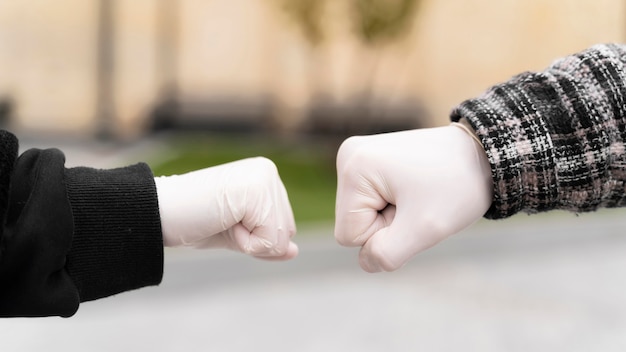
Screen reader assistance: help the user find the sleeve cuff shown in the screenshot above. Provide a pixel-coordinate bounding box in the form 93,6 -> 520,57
451,44 -> 626,219
450,73 -> 559,219
64,163 -> 164,302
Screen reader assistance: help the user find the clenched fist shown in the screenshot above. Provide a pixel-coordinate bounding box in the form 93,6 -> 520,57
334,126 -> 493,272
155,157 -> 298,260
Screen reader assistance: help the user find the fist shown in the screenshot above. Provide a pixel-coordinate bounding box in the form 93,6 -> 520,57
334,127 -> 492,272
155,157 -> 298,260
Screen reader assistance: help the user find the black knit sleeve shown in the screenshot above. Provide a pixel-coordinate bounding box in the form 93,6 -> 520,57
451,44 -> 626,219
65,164 -> 163,303
0,148 -> 79,317
0,130 -> 17,228
0,132 -> 163,317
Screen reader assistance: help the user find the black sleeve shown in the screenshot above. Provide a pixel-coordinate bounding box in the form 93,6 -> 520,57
0,131 -> 163,317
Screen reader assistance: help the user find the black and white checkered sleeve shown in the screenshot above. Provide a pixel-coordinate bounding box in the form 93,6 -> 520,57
451,44 -> 626,219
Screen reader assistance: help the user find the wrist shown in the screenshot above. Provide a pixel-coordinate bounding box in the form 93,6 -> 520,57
450,118 -> 483,149
448,122 -> 494,212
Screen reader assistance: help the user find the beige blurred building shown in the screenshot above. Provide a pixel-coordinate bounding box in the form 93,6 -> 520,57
0,0 -> 624,138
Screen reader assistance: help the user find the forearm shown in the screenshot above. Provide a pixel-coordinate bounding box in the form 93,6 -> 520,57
451,43 -> 626,219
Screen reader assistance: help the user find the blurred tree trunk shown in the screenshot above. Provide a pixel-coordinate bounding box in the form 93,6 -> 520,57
149,0 -> 181,131
276,0 -> 421,136
157,0 -> 179,108
95,0 -> 116,139
350,0 -> 420,120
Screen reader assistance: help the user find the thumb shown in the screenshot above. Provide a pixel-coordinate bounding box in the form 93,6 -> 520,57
334,171 -> 391,247
358,207 -> 445,273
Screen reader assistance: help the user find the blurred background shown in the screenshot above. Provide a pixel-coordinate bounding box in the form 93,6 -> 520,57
1,0 -> 624,138
4,0 -> 626,351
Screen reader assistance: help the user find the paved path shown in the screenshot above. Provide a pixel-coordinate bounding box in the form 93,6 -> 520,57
4,137 -> 626,351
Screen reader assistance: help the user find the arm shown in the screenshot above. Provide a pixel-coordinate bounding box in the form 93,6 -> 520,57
335,43 -> 626,272
0,131 -> 163,317
452,43 -> 626,218
0,131 -> 297,317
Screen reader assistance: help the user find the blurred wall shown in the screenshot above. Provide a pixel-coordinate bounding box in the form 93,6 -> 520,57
0,1 -> 98,134
113,0 -> 159,137
407,0 -> 626,125
0,0 -> 623,137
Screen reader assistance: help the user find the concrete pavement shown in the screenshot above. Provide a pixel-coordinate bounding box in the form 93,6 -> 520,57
4,211 -> 626,351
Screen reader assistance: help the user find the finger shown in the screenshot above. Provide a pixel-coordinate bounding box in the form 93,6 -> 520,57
227,221 -> 277,256
248,177 -> 295,257
334,175 -> 388,247
358,208 -> 441,273
346,204 -> 396,249
238,197 -> 292,257
242,157 -> 296,257
276,176 -> 297,239
237,195 -> 280,254
200,180 -> 295,256
194,229 -> 298,260
249,222 -> 291,257
190,231 -> 233,250
192,224 -> 297,260
254,241 -> 299,261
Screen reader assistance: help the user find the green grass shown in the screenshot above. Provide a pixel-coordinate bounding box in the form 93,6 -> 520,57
148,133 -> 337,225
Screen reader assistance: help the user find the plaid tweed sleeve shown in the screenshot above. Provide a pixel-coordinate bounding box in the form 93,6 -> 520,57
451,43 -> 626,219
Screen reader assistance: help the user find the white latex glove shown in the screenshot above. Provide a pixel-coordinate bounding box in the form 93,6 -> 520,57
154,157 -> 298,260
334,126 -> 493,272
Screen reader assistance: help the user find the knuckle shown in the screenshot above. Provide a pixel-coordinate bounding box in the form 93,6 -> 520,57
240,157 -> 281,199
337,136 -> 364,166
336,137 -> 377,180
338,135 -> 364,154
249,156 -> 279,176
335,228 -> 361,247
246,157 -> 281,190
